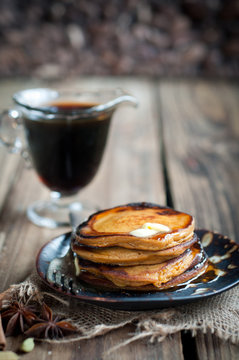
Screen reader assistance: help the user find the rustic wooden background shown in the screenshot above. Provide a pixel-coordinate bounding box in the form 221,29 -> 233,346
0,77 -> 238,359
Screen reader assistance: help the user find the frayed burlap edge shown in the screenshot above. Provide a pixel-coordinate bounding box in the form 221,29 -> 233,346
1,271 -> 239,353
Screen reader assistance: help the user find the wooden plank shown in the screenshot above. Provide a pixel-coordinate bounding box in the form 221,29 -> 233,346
7,329 -> 184,360
195,332 -> 239,360
0,78 -> 184,359
158,80 -> 239,359
0,151 -> 22,214
0,79 -> 43,213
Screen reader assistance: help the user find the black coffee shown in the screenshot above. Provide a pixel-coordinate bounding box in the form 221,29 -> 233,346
23,102 -> 112,195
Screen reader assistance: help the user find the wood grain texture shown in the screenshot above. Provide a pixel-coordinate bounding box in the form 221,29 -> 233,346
158,80 -> 239,359
0,79 -> 43,213
6,329 -> 184,360
195,332 -> 239,360
0,78 -> 184,360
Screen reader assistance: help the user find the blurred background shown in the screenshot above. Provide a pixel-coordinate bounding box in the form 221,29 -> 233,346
0,0 -> 238,79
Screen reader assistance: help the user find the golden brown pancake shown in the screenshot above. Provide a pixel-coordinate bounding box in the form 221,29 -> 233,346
75,242 -> 204,289
72,233 -> 198,266
73,203 -> 195,251
78,256 -> 208,291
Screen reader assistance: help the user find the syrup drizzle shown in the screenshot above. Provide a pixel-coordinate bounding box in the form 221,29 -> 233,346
209,245 -> 238,264
164,262 -> 226,294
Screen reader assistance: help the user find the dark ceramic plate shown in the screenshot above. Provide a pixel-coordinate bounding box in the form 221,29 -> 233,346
36,230 -> 239,310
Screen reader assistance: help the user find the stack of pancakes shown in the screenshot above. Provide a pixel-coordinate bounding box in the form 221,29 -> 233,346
71,203 -> 208,291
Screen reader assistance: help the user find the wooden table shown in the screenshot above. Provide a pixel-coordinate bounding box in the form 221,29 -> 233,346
0,77 -> 239,359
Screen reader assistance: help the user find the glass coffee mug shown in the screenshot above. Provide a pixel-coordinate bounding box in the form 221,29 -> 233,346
0,88 -> 137,228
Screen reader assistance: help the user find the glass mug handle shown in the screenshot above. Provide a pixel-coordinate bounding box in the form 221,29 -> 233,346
0,109 -> 31,166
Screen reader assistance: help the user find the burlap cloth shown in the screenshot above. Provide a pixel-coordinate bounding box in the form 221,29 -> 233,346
1,271 -> 239,353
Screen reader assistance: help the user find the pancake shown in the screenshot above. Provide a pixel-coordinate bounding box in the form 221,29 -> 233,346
78,255 -> 208,291
72,233 -> 198,266
75,242 -> 204,289
73,203 -> 195,251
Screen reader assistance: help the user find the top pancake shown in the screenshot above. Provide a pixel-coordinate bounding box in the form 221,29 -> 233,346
73,202 -> 194,251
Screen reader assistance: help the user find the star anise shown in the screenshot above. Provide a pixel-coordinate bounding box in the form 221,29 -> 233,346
25,303 -> 77,339
1,301 -> 38,336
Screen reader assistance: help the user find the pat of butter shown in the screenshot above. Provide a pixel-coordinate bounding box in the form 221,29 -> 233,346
129,228 -> 159,237
130,222 -> 171,237
142,222 -> 171,232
